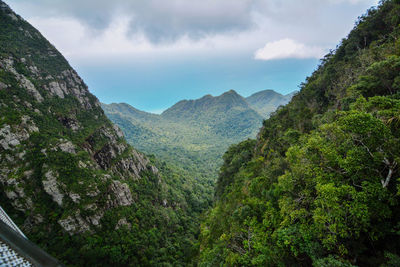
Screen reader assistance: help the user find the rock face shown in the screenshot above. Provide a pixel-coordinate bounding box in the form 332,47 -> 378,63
58,212 -> 91,234
0,0 -> 158,240
0,116 -> 38,151
107,180 -> 134,207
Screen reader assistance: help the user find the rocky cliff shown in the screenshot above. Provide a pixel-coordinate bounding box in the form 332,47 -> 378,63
0,1 -> 197,265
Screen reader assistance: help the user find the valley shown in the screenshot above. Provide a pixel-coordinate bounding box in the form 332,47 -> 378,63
102,89 -> 294,184
0,0 -> 400,266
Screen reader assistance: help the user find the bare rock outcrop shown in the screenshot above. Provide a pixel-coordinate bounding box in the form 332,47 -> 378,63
42,170 -> 64,206
0,117 -> 38,151
107,180 -> 134,208
115,218 -> 132,230
0,57 -> 43,102
58,212 -> 91,234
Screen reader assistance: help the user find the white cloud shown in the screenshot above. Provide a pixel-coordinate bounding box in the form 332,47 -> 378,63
254,38 -> 326,61
328,0 -> 378,4
9,0 -> 378,63
27,15 -> 266,62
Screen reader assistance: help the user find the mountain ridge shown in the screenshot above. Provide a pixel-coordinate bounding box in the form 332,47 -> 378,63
106,88 -> 295,120
102,88 -> 295,192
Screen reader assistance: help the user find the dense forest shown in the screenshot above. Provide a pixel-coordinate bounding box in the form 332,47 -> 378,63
101,89 -> 293,193
199,0 -> 400,266
1,0 -> 400,266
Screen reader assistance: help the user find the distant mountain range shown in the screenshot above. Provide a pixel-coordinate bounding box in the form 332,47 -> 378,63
101,89 -> 296,180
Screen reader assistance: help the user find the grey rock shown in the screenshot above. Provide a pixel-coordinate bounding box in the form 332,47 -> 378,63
23,30 -> 33,39
78,161 -> 87,168
21,115 -> 39,133
107,180 -> 134,207
113,124 -> 124,139
18,74 -> 43,102
8,13 -> 18,21
84,204 -> 97,211
0,117 -> 38,150
57,140 -> 76,154
88,211 -> 104,226
0,58 -> 43,102
58,212 -> 90,234
28,65 -> 39,76
17,151 -> 26,159
115,218 -> 131,230
0,1 -> 9,10
24,101 -> 32,108
0,125 -> 26,150
0,81 -> 7,90
69,193 -> 80,203
46,81 -> 65,98
150,165 -> 159,174
42,170 -> 64,206
3,178 -> 33,211
86,188 -> 100,197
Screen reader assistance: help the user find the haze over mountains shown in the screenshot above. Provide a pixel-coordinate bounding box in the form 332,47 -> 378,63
102,89 -> 295,180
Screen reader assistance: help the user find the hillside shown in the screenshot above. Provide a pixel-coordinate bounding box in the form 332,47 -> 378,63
0,1 -> 209,265
102,89 -> 292,184
199,1 -> 400,266
246,89 -> 297,117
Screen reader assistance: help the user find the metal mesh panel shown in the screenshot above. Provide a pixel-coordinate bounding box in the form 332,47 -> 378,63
0,240 -> 32,266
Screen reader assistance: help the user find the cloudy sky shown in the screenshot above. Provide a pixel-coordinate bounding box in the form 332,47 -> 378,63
8,0 -> 378,113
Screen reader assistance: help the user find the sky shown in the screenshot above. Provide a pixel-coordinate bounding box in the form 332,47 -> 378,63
8,0 -> 379,113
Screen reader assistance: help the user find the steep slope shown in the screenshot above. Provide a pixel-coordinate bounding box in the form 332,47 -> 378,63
0,2 -> 204,265
200,1 -> 400,266
245,89 -> 297,117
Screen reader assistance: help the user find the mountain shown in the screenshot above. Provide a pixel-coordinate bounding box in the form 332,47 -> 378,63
0,1 -> 209,265
200,1 -> 400,266
162,89 -> 263,139
246,89 -> 297,117
102,89 -> 292,184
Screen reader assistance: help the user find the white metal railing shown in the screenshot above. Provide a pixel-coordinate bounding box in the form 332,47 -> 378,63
0,205 -> 26,238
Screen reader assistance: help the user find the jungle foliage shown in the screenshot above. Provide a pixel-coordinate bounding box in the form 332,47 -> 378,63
199,1 -> 400,266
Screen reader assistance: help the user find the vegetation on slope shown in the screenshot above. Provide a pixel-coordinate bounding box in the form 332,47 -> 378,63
102,89 -> 293,193
246,90 -> 296,118
199,1 -> 400,266
0,1 -> 207,265
102,90 -> 262,193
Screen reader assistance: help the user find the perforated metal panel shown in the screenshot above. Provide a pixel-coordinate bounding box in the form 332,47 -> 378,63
0,240 -> 32,266
0,206 -> 62,267
0,206 -> 32,266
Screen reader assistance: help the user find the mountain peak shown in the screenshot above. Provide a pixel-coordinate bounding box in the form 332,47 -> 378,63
247,89 -> 282,99
223,89 -> 239,95
218,89 -> 243,99
246,89 -> 295,117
